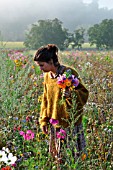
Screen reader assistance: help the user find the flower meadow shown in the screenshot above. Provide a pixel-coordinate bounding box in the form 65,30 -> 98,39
0,49 -> 113,170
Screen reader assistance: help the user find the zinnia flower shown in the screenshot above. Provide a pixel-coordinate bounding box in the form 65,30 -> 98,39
1,166 -> 12,170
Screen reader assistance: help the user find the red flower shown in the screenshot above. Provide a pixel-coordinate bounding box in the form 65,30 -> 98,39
1,166 -> 12,170
13,125 -> 17,131
13,125 -> 21,131
26,116 -> 32,121
17,125 -> 21,131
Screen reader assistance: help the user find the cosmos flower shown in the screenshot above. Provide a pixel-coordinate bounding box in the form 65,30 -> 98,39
56,128 -> 66,139
49,118 -> 59,125
19,130 -> 34,140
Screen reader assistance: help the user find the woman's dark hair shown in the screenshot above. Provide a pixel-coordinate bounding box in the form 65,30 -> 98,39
34,44 -> 59,66
34,44 -> 60,66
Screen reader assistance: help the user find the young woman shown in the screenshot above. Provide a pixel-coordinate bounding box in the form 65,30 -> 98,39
34,44 -> 89,162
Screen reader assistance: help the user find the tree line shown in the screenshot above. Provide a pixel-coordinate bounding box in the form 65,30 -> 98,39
24,18 -> 113,50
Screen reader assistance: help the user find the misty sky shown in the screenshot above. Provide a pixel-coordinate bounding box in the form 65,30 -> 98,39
0,0 -> 113,9
0,0 -> 113,41
83,0 -> 113,9
0,0 -> 113,19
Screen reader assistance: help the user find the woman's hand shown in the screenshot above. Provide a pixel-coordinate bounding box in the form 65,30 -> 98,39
42,125 -> 48,134
62,88 -> 71,98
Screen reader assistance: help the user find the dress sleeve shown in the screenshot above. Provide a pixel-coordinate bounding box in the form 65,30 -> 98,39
66,79 -> 89,107
39,77 -> 49,127
74,79 -> 89,108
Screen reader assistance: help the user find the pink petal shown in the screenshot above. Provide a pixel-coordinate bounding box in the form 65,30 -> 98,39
19,131 -> 25,136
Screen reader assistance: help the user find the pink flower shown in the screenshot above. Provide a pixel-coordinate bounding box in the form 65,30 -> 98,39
56,128 -> 66,139
26,116 -> 32,121
49,118 -> 59,125
12,163 -> 16,167
19,131 -> 25,136
13,126 -> 17,131
19,130 -> 34,140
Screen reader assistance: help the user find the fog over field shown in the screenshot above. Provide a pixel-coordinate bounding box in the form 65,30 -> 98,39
0,0 -> 113,41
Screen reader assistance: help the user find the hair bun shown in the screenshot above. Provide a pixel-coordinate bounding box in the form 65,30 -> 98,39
47,44 -> 58,53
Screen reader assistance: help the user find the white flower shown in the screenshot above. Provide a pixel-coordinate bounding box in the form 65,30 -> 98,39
85,62 -> 92,68
0,150 -> 7,162
7,153 -> 17,165
2,147 -> 10,153
0,148 -> 17,165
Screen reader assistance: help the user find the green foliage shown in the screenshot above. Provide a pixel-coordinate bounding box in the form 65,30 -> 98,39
64,27 -> 85,49
88,19 -> 113,49
24,18 -> 68,50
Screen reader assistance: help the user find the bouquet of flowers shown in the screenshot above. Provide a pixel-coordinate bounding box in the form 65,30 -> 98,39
57,69 -> 79,100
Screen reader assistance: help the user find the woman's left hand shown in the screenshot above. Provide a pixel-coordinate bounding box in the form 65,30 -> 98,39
62,89 -> 71,98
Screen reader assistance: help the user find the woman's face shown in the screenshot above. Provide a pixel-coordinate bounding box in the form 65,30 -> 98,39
35,61 -> 54,72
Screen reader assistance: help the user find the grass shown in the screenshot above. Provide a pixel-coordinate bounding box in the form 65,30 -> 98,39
0,41 -> 25,49
82,42 -> 96,48
0,41 -> 96,50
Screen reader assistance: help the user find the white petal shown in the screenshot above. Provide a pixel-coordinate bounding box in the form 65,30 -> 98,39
8,153 -> 13,159
5,148 -> 10,153
8,153 -> 17,164
2,155 -> 8,164
2,147 -> 5,151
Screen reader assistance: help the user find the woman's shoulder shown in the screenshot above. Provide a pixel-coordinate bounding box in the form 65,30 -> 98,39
43,72 -> 50,81
64,65 -> 79,76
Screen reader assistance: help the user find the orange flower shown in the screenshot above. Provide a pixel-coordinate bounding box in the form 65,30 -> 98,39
64,79 -> 71,87
57,83 -> 66,89
81,153 -> 87,161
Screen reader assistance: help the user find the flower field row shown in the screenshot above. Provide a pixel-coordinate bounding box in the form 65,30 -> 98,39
0,49 -> 113,169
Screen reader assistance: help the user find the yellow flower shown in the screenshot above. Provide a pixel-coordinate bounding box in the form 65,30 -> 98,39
36,132 -> 48,141
61,140 -> 64,143
38,95 -> 43,103
37,151 -> 40,155
20,153 -> 23,157
70,86 -> 75,90
108,83 -> 112,88
14,59 -> 18,63
108,72 -> 112,76
33,82 -> 37,86
14,59 -> 22,67
65,81 -> 71,87
11,80 -> 14,83
31,65 -> 35,69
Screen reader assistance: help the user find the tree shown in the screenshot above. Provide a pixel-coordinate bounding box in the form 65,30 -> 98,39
73,27 -> 85,49
64,27 -> 85,49
88,19 -> 113,49
88,24 -> 102,49
24,18 -> 68,50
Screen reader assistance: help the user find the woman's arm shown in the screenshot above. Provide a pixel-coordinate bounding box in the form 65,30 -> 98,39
39,76 -> 49,128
